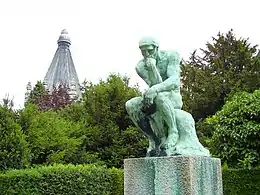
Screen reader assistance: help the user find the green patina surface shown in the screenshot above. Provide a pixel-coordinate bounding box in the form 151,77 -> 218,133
125,37 -> 210,157
124,156 -> 223,195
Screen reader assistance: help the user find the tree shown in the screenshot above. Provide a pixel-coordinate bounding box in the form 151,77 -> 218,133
24,108 -> 81,165
27,81 -> 74,111
207,90 -> 260,169
19,74 -> 148,168
0,103 -> 29,171
59,73 -> 148,168
82,73 -> 141,131
26,81 -> 46,105
84,122 -> 147,168
181,29 -> 260,121
2,94 -> 14,109
36,84 -> 74,111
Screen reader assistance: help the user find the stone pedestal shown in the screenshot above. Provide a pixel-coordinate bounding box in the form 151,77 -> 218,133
124,156 -> 223,195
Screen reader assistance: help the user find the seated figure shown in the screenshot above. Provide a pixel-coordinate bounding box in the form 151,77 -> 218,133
125,37 -> 210,157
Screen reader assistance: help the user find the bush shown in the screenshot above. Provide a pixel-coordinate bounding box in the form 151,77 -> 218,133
207,90 -> 260,168
222,168 -> 260,195
1,164 -> 260,195
0,164 -> 123,195
195,119 -> 214,147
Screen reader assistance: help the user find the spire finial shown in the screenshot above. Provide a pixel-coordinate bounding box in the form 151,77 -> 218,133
57,29 -> 71,45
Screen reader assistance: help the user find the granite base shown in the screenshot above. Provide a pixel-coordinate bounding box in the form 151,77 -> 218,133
124,156 -> 223,195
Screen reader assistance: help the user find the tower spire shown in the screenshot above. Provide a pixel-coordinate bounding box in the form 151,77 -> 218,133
43,29 -> 81,99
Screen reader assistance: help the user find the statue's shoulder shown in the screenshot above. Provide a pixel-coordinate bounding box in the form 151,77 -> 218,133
160,50 -> 181,65
162,50 -> 180,59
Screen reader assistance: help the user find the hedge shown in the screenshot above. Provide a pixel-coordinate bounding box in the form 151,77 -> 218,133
0,164 -> 123,195
1,164 -> 259,195
222,168 -> 260,195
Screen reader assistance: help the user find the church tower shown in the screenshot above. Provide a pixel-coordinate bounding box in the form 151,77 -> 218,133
43,29 -> 81,99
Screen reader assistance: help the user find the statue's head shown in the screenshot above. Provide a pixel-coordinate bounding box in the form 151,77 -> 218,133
139,37 -> 159,59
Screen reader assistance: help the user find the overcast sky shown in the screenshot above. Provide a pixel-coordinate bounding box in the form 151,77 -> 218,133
0,0 -> 260,109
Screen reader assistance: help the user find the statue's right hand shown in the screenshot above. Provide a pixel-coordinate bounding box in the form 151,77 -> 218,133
145,58 -> 156,70
143,89 -> 156,106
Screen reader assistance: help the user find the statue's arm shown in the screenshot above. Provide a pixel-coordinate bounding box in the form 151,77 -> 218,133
151,51 -> 181,93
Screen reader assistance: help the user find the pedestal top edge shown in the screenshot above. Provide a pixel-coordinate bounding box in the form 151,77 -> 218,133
124,155 -> 220,162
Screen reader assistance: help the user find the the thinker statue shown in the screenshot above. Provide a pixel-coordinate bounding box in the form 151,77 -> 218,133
126,37 -> 210,157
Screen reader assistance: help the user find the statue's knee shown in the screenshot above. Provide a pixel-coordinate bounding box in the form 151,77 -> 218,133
174,94 -> 183,109
125,97 -> 142,114
125,100 -> 132,113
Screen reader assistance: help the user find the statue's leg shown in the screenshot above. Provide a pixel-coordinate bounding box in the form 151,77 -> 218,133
146,113 -> 167,156
154,92 -> 180,154
125,97 -> 161,156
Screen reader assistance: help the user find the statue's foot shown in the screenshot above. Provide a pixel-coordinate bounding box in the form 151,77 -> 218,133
147,149 -> 159,157
164,133 -> 178,151
166,133 -> 178,145
147,147 -> 166,157
159,149 -> 167,156
163,142 -> 178,156
147,148 -> 168,157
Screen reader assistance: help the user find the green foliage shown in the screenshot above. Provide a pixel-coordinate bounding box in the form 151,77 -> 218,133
18,103 -> 39,134
195,119 -> 214,147
67,121 -> 147,168
26,81 -> 46,105
95,124 -> 147,168
19,104 -> 104,166
0,164 -> 123,195
0,104 -> 29,171
181,29 -> 260,121
207,90 -> 260,168
26,109 -> 81,165
222,168 -> 260,195
58,102 -> 86,123
3,73 -> 147,169
58,74 -> 147,168
82,73 -> 141,130
116,126 -> 148,159
1,165 -> 260,195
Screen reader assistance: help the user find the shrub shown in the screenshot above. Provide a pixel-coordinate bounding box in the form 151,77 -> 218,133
0,164 -> 123,195
222,168 -> 260,195
207,90 -> 260,168
1,164 -> 260,195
